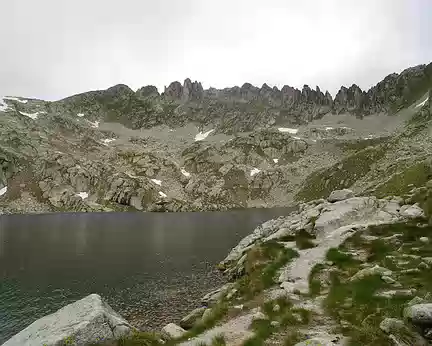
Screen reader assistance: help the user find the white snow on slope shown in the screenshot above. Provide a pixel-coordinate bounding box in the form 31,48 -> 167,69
195,129 -> 214,141
76,192 -> 88,200
101,138 -> 116,146
19,111 -> 45,120
181,168 -> 191,177
273,159 -> 279,163
151,179 -> 162,186
0,186 -> 7,197
293,136 -> 301,140
159,191 -> 167,198
77,113 -> 85,117
250,168 -> 261,177
278,127 -> 298,134
126,172 -> 138,179
0,98 -> 8,112
325,127 -> 334,130
4,96 -> 28,104
89,121 -> 100,128
416,97 -> 429,108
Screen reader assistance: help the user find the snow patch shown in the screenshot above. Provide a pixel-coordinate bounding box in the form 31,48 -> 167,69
278,127 -> 298,134
89,121 -> 100,128
181,167 -> 191,177
293,136 -> 301,140
195,129 -> 214,141
151,179 -> 162,186
0,186 -> 7,197
4,96 -> 28,104
250,168 -> 261,177
159,191 -> 167,198
77,113 -> 85,117
76,192 -> 88,200
19,111 -> 45,120
101,138 -> 116,146
325,127 -> 334,131
126,172 -> 138,178
0,98 -> 8,112
273,159 -> 279,163
416,97 -> 429,108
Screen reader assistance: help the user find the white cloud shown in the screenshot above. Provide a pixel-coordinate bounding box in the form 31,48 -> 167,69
0,0 -> 430,100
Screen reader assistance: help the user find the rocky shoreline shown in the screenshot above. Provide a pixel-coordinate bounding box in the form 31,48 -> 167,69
4,188 -> 432,345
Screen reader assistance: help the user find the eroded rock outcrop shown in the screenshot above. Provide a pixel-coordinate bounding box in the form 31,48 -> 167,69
2,294 -> 134,346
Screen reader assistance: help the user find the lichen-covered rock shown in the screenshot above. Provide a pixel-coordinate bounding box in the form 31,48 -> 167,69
350,265 -> 392,282
2,294 -> 134,346
327,189 -> 354,202
161,323 -> 187,339
180,307 -> 206,329
404,304 -> 432,327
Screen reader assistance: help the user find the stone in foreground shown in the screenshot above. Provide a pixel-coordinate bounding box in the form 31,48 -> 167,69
180,307 -> 206,329
2,293 -> 134,346
404,304 -> 432,327
162,323 -> 187,339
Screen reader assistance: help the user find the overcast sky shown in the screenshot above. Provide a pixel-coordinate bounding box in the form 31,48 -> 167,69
1,0 -> 431,101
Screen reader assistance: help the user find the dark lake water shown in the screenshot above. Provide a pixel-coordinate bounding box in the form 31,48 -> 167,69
0,208 -> 293,343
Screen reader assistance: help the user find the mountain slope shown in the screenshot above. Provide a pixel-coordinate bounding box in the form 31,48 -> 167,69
0,62 -> 431,214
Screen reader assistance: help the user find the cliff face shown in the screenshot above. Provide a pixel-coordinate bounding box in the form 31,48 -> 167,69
51,62 -> 432,133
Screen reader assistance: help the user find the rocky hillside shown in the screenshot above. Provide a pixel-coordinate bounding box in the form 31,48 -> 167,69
0,62 -> 431,214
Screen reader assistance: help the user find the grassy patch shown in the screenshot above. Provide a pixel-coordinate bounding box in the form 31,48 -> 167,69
278,229 -> 316,250
308,263 -> 326,297
295,146 -> 387,201
182,302 -> 230,340
283,330 -> 304,346
322,221 -> 432,345
237,242 -> 298,299
374,161 -> 432,198
243,298 -> 311,346
326,248 -> 358,269
409,184 -> 432,217
114,332 -> 162,346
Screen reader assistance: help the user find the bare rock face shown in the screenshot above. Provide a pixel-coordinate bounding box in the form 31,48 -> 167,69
327,189 -> 354,202
2,294 -> 134,346
136,85 -> 160,99
333,84 -> 365,114
404,304 -> 432,327
164,81 -> 183,100
161,323 -> 187,339
182,78 -> 204,102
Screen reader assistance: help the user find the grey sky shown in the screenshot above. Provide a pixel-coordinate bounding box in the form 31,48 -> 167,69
1,0 -> 431,101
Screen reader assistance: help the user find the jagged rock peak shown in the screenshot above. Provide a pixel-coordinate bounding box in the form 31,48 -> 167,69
136,85 -> 160,98
105,84 -> 134,96
183,78 -> 204,101
163,79 -> 203,101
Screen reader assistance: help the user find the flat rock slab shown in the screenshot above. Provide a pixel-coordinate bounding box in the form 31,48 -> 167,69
178,314 -> 254,346
2,293 -> 134,346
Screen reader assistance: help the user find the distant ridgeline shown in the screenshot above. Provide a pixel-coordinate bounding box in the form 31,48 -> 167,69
47,62 -> 432,134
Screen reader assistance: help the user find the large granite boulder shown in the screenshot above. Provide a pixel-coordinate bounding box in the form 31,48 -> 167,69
404,304 -> 432,327
2,294 -> 134,346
